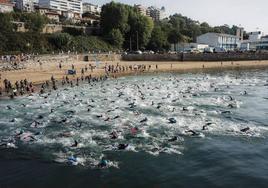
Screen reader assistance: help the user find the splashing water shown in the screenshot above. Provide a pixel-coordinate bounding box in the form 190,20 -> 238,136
0,69 -> 268,172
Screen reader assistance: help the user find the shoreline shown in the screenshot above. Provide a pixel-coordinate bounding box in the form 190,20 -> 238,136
1,59 -> 268,99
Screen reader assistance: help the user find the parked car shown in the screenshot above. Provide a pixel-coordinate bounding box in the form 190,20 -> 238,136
204,47 -> 214,53
143,50 -> 155,54
214,47 -> 227,53
128,50 -> 143,55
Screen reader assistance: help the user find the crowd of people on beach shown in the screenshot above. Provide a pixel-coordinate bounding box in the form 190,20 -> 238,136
1,78 -> 35,99
0,60 -> 159,99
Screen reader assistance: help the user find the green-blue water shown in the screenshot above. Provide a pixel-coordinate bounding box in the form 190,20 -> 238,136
0,69 -> 268,187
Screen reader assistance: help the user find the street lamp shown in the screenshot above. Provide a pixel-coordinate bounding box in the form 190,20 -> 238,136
136,31 -> 139,51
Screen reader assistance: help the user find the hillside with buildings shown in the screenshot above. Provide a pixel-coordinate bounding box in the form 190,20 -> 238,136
0,0 -> 267,54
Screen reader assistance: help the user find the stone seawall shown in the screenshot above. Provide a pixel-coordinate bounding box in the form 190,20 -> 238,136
81,53 -> 121,61
122,52 -> 268,62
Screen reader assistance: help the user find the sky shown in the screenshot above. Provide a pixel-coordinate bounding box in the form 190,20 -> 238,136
87,0 -> 268,34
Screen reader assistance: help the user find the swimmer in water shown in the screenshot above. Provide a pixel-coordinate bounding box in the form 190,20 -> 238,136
240,127 -> 250,133
168,118 -> 177,124
98,158 -> 108,168
118,144 -> 128,150
104,117 -> 110,122
228,104 -> 235,108
71,140 -> 78,147
168,136 -> 177,142
140,117 -> 148,123
182,107 -> 188,111
185,130 -> 199,136
221,111 -> 231,114
202,125 -> 209,130
15,130 -> 24,137
113,115 -> 120,120
30,121 -> 40,128
110,131 -> 118,139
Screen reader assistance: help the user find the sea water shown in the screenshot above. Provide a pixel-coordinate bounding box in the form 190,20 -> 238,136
0,69 -> 268,187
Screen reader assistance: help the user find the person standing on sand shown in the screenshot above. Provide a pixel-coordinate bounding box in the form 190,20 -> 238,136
59,62 -> 62,69
156,64 -> 158,70
38,60 -> 42,69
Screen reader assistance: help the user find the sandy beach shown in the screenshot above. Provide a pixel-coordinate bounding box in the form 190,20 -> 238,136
1,56 -> 268,88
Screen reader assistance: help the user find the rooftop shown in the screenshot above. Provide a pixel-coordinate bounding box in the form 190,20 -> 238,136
0,0 -> 13,5
203,32 -> 239,38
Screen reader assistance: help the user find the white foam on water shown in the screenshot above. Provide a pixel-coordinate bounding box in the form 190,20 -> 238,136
0,72 -> 267,168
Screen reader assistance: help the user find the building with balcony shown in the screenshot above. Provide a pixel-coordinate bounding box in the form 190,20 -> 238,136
197,32 -> 240,51
256,35 -> 268,51
0,0 -> 13,13
146,6 -> 166,21
39,0 -> 82,18
134,4 -> 147,16
82,2 -> 100,14
35,6 -> 60,22
15,0 -> 35,12
240,31 -> 263,51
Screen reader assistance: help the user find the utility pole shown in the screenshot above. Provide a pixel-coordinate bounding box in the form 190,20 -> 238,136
136,31 -> 139,51
130,36 -> 132,51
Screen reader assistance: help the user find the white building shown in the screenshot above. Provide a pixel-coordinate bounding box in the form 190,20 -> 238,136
15,0 -> 35,12
256,35 -> 268,51
146,6 -> 165,21
197,32 -> 240,51
134,4 -> 147,16
240,31 -> 263,51
249,31 -> 262,41
0,0 -> 13,13
35,6 -> 61,22
39,0 -> 82,17
82,2 -> 101,14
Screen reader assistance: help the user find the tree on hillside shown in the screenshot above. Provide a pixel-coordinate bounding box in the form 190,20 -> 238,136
147,25 -> 169,51
107,29 -> 124,48
168,29 -> 183,50
0,13 -> 13,34
24,13 -> 48,32
127,13 -> 154,50
100,2 -> 130,35
200,22 -> 212,34
49,33 -> 72,51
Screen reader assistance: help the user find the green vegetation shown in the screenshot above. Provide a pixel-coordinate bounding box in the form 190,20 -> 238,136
107,29 -> 125,48
101,2 -> 154,50
100,3 -> 246,52
0,12 -> 117,55
0,2 -> 247,55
